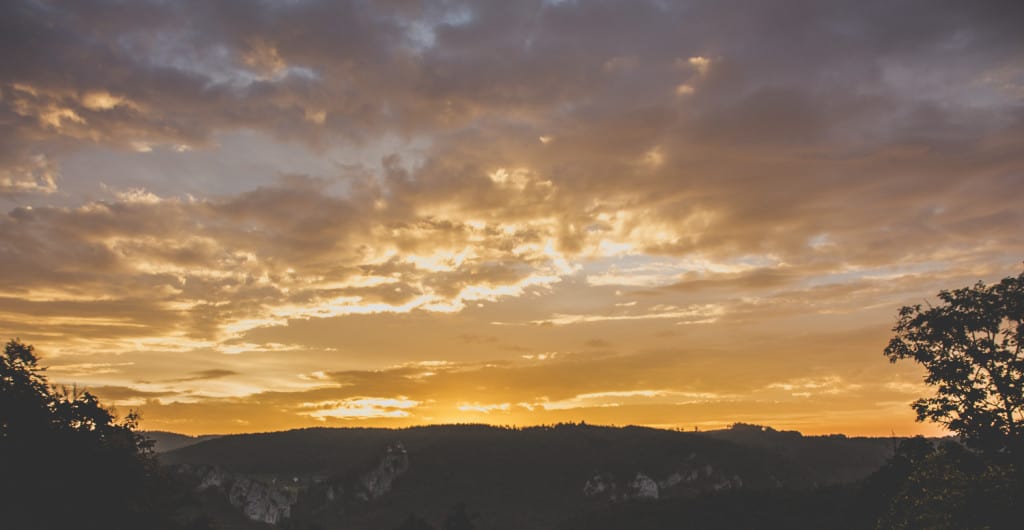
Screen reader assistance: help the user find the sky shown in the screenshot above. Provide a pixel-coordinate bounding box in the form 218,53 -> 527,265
1,0 -> 1022,436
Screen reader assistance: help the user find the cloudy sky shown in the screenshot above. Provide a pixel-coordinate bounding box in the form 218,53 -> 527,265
2,0 -> 1022,436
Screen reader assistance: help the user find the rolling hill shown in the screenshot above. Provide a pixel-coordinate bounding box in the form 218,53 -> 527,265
160,423 -> 901,530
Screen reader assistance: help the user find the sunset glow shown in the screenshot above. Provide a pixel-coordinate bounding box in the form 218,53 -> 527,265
2,0 -> 1021,437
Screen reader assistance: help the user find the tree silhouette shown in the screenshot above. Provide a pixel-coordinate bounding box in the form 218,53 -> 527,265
1,338 -> 52,434
443,502 -> 477,530
0,339 -> 210,530
884,272 -> 1024,454
881,274 -> 1024,529
873,439 -> 1018,530
395,513 -> 438,530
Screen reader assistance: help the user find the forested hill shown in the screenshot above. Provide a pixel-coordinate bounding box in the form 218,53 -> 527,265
144,431 -> 222,453
160,423 -> 902,530
700,423 -> 911,484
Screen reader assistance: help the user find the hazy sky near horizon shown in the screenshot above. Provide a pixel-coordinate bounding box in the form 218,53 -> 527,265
2,0 -> 1022,436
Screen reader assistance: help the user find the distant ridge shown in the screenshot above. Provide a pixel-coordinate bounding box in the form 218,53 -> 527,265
143,431 -> 221,453
159,423 -> 908,530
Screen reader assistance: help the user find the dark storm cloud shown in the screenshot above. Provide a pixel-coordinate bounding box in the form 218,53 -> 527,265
2,0 -> 1020,149
2,0 -> 1020,275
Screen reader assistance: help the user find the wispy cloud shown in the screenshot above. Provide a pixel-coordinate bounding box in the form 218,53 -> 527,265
166,369 -> 238,383
302,397 -> 421,420
530,304 -> 725,326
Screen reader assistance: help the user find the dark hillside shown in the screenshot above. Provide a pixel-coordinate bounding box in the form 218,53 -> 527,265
144,431 -> 221,453
557,486 -> 862,530
162,424 -> 902,530
699,424 -> 897,484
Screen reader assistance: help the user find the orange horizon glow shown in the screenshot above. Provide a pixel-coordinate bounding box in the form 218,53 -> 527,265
126,417 -> 952,440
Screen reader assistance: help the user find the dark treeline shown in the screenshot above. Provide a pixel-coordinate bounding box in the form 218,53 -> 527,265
553,437 -> 1022,530
374,437 -> 1021,530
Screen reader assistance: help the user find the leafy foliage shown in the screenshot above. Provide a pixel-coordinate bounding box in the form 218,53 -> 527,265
880,275 -> 1024,529
875,439 -> 1020,530
395,513 -> 439,530
884,272 -> 1024,453
0,339 -> 211,530
556,486 -> 862,530
556,436 -> 1022,530
442,503 -> 478,530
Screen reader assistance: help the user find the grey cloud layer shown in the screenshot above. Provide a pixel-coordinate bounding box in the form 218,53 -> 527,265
3,1 -> 1022,150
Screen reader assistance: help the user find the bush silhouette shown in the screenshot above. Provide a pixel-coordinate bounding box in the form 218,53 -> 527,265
395,513 -> 438,530
443,503 -> 477,530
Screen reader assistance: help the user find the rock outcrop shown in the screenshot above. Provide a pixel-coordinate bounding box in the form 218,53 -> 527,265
195,467 -> 300,525
583,472 -> 660,501
626,473 -> 659,500
228,477 -> 299,525
582,455 -> 745,502
583,472 -> 615,497
187,441 -> 409,526
354,442 -> 409,501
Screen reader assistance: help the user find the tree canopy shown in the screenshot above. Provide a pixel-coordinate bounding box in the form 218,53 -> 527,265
884,272 -> 1024,454
0,339 -> 209,530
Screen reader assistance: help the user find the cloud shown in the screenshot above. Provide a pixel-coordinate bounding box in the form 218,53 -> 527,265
302,396 -> 421,420
0,154 -> 58,196
527,304 -> 725,326
765,376 -> 863,398
1,0 -> 1021,436
47,362 -> 134,377
0,175 -> 583,350
166,369 -> 238,383
529,389 -> 731,411
2,2 -> 1020,265
89,385 -> 181,401
457,402 -> 511,414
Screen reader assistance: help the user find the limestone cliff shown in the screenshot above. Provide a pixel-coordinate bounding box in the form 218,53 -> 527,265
188,441 -> 409,526
582,454 -> 744,502
195,467 -> 300,525
354,441 -> 409,501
